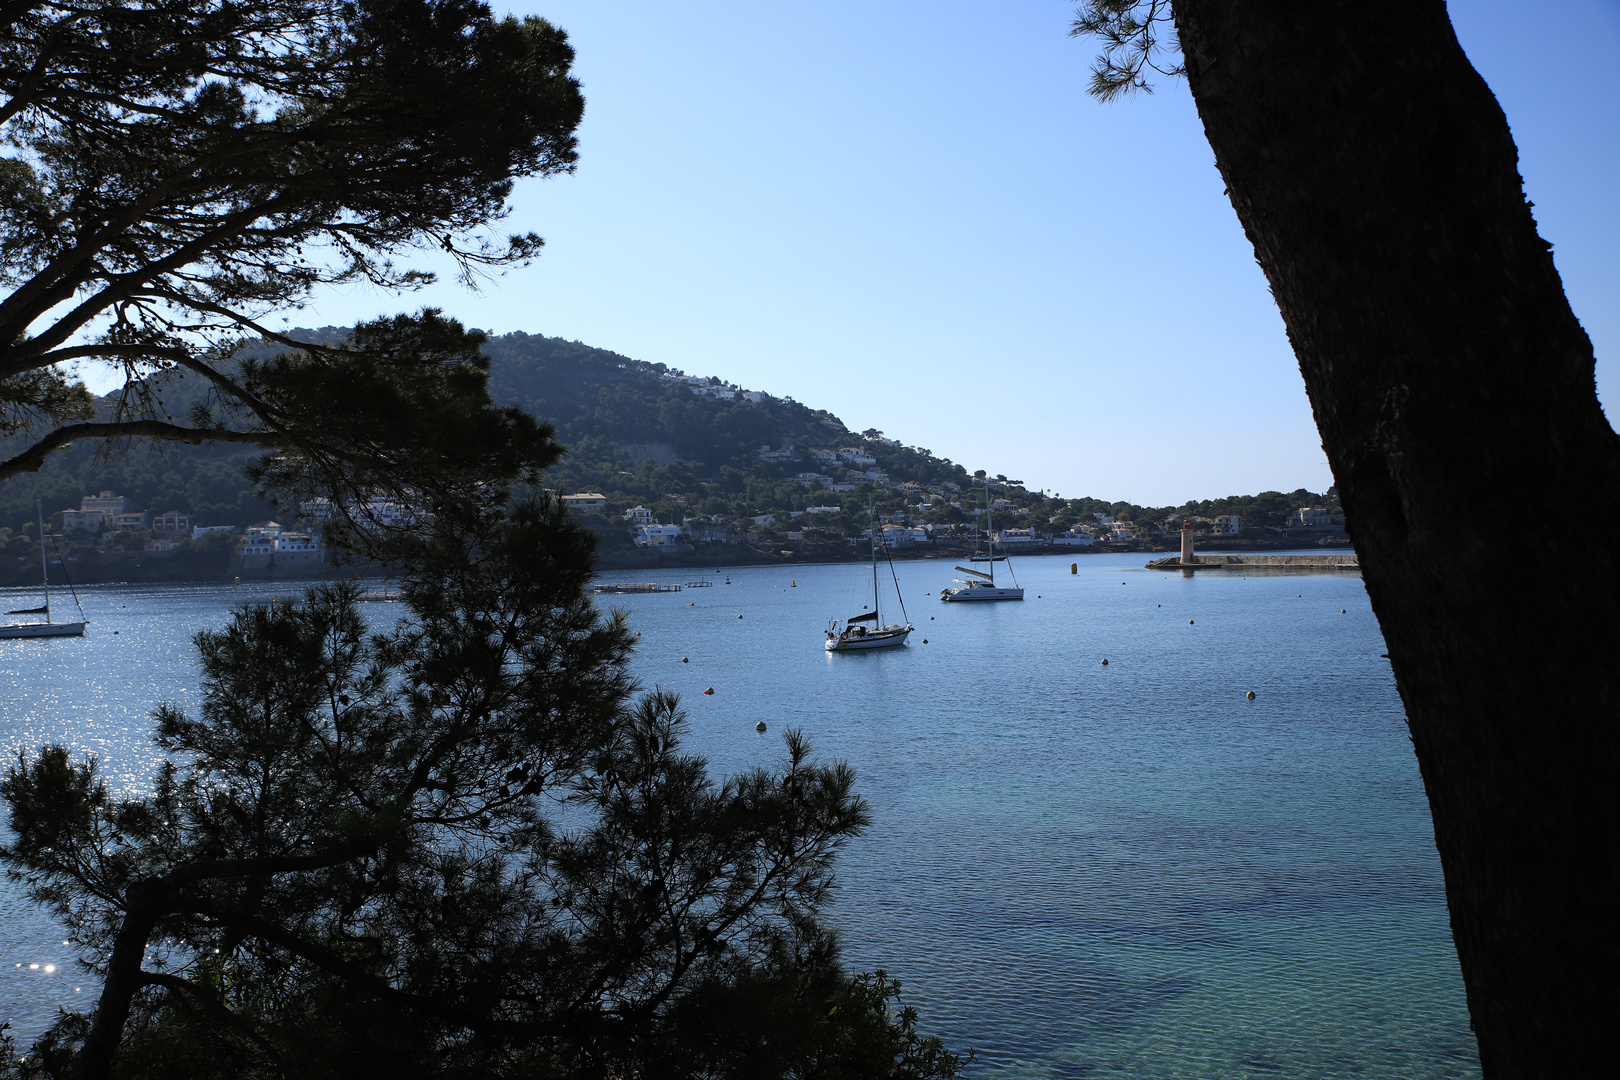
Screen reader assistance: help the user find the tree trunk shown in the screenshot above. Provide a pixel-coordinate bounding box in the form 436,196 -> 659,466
1170,2 -> 1618,1074
76,885 -> 164,1080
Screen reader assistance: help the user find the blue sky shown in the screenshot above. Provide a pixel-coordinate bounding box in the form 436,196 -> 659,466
295,1 -> 1619,506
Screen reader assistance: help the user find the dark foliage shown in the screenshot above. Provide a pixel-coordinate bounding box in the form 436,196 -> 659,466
1,497 -> 968,1078
0,0 -> 584,492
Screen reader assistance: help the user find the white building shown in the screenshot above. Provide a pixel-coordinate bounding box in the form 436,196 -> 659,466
623,505 -> 655,526
634,524 -> 683,548
997,528 -> 1039,546
81,491 -> 125,517
806,505 -> 842,514
61,510 -> 105,534
561,493 -> 608,514
1052,531 -> 1095,547
1214,514 -> 1241,535
836,447 -> 877,466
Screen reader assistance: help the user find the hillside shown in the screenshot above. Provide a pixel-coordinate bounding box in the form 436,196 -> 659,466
0,329 -> 1342,581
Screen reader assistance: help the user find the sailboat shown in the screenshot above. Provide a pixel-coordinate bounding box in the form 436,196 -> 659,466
939,482 -> 1025,602
0,503 -> 87,639
825,507 -> 913,651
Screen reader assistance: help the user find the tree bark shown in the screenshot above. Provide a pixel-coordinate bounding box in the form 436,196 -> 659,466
1171,2 -> 1618,1074
76,882 -> 167,1080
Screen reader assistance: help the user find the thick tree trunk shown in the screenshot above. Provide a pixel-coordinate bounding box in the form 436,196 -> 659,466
1171,2 -> 1618,1074
76,885 -> 164,1080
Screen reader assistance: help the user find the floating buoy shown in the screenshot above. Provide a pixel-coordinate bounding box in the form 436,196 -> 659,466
682,657 -> 689,663
233,576 -> 241,585
791,580 -> 796,587
689,602 -> 695,606
704,687 -> 715,695
1156,604 -> 1160,607
930,616 -> 934,620
755,721 -> 767,733
1189,619 -> 1194,624
1341,609 -> 1346,614
1246,691 -> 1256,700
1037,595 -> 1041,598
113,630 -> 119,635
1101,658 -> 1108,666
1070,563 -> 1077,574
737,614 -> 743,619
922,638 -> 927,643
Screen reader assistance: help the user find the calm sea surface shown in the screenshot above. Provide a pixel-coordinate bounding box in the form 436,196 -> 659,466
0,553 -> 1481,1077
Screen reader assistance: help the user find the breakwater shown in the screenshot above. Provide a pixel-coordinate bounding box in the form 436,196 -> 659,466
1147,553 -> 1361,572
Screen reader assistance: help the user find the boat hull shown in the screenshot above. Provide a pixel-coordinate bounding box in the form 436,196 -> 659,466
0,621 -> 86,639
939,586 -> 1024,602
826,626 -> 912,651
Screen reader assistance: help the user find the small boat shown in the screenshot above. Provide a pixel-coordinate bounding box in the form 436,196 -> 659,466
940,483 -> 1024,602
826,505 -> 912,652
1,502 -> 87,639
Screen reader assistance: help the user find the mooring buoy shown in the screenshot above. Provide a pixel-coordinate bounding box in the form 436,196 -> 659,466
682,657 -> 689,663
1071,562 -> 1077,574
704,687 -> 715,695
1101,658 -> 1108,666
1246,691 -> 1256,700
756,721 -> 767,733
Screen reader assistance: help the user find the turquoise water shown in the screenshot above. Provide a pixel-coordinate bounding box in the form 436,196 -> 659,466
0,554 -> 1481,1077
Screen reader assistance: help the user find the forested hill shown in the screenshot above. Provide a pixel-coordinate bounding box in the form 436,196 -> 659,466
0,328 -> 1337,539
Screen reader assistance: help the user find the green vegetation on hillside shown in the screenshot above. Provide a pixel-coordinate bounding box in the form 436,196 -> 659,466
0,328 -> 1342,574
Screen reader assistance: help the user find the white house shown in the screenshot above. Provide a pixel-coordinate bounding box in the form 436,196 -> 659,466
806,506 -> 842,514
1214,514 -> 1241,535
836,447 -> 877,466
1052,531 -> 1095,547
997,528 -> 1039,546
61,509 -> 105,534
561,493 -> 608,514
634,524 -> 683,548
623,505 -> 656,526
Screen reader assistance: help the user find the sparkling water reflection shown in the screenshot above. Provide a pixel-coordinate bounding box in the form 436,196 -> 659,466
0,555 -> 1480,1077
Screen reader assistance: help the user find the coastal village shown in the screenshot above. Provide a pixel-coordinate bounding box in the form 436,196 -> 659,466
3,415 -> 1347,583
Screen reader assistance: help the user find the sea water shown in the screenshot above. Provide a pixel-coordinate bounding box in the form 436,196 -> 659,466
0,554 -> 1481,1077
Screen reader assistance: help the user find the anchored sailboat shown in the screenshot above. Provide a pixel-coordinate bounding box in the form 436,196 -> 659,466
826,506 -> 913,651
939,482 -> 1024,602
0,503 -> 87,639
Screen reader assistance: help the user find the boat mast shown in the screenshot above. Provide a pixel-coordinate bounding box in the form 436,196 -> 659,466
983,481 -> 995,585
37,500 -> 50,622
870,503 -> 881,625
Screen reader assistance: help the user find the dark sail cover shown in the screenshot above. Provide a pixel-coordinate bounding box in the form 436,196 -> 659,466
847,611 -> 880,623
6,605 -> 49,615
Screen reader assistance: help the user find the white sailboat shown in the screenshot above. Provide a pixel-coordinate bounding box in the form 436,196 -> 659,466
0,503 -> 87,639
826,507 -> 913,651
939,482 -> 1024,602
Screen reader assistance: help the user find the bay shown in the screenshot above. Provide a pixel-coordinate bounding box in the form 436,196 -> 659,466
0,553 -> 1480,1077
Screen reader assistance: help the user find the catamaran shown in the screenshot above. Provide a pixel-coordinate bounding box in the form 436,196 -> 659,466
1,503 -> 87,639
826,507 -> 913,651
939,483 -> 1025,602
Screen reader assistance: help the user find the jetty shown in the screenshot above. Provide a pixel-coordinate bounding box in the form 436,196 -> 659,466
1147,520 -> 1357,573
1145,553 -> 1359,573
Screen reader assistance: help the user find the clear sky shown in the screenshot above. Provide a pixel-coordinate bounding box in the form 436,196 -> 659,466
293,0 -> 1619,506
